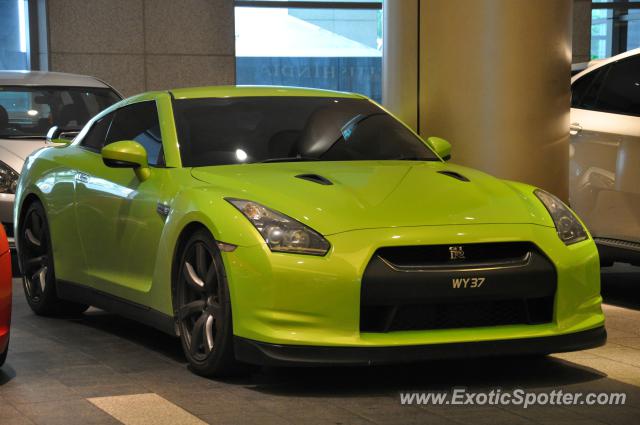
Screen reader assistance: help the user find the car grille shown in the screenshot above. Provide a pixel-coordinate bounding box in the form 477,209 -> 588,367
361,297 -> 554,333
360,242 -> 556,333
376,241 -> 532,270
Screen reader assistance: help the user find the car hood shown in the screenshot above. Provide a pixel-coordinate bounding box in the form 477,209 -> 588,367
0,138 -> 46,173
191,161 -> 551,235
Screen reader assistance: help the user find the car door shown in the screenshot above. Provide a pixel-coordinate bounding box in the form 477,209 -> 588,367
569,54 -> 640,244
74,100 -> 168,302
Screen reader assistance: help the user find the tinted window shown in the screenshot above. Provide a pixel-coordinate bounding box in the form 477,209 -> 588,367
80,112 -> 114,151
173,97 -> 437,167
573,65 -> 610,110
105,101 -> 164,166
571,68 -> 600,108
595,56 -> 640,116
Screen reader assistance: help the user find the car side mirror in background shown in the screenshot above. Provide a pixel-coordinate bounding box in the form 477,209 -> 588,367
426,136 -> 452,161
46,126 -> 79,145
101,140 -> 151,181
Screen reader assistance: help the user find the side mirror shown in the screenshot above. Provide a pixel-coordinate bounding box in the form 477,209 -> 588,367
101,140 -> 151,181
46,126 -> 78,145
426,136 -> 452,161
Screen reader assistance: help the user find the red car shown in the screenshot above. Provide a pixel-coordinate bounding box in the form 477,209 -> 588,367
0,225 -> 10,366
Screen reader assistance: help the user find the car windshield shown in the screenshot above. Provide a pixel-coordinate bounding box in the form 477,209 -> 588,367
0,86 -> 121,139
173,96 -> 438,167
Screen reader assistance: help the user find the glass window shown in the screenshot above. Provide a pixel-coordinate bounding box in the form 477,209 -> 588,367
0,86 -> 121,139
81,112 -> 114,152
234,1 -> 383,102
0,0 -> 30,70
572,66 -> 609,109
572,68 -> 599,107
591,1 -> 640,59
594,55 -> 640,115
173,96 -> 437,167
105,101 -> 164,166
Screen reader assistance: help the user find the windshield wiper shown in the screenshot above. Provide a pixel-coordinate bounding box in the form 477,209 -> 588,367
259,156 -> 321,163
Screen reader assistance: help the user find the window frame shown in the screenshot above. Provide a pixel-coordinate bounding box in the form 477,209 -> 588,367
78,111 -> 115,153
591,1 -> 640,59
572,54 -> 640,117
78,100 -> 166,167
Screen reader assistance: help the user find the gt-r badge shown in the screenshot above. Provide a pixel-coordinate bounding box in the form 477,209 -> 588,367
449,246 -> 465,260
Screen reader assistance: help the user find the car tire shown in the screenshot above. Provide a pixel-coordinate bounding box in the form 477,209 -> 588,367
176,229 -> 245,377
19,201 -> 89,317
0,338 -> 7,367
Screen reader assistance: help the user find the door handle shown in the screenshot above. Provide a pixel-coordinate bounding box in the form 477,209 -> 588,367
570,123 -> 583,136
75,172 -> 89,183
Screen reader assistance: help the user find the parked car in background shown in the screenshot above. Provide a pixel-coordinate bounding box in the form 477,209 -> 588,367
15,86 -> 605,377
569,48 -> 640,266
0,224 -> 10,366
0,71 -> 122,249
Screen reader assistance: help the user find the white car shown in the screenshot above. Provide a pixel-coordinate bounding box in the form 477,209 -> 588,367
569,48 -> 640,266
0,71 -> 121,248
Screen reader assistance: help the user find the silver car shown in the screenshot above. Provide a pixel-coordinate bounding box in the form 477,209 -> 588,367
569,48 -> 640,266
0,71 -> 121,248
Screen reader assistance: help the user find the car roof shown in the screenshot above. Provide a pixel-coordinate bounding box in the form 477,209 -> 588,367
170,85 -> 365,100
572,48 -> 640,82
0,70 -> 111,88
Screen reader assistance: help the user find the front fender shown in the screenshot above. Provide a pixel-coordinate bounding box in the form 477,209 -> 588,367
148,185 -> 266,317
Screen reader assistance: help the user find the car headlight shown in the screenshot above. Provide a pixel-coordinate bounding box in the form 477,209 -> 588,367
0,161 -> 18,194
535,189 -> 588,245
226,198 -> 331,256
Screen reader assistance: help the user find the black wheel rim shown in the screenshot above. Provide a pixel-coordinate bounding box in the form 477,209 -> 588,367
178,241 -> 222,362
22,208 -> 50,302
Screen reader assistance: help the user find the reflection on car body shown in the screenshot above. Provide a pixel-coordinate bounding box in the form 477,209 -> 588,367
570,48 -> 640,266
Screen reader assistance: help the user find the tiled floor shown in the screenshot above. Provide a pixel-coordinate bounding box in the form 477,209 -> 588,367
1,265 -> 639,425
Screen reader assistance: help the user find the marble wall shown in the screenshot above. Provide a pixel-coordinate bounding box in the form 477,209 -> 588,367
46,0 -> 235,96
573,0 -> 592,63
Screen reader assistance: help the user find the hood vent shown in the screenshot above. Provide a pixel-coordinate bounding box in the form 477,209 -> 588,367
438,170 -> 470,182
295,174 -> 333,186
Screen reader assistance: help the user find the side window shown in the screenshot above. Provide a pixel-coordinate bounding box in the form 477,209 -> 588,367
595,55 -> 640,116
105,101 -> 164,166
80,112 -> 114,151
571,69 -> 600,108
573,65 -> 609,110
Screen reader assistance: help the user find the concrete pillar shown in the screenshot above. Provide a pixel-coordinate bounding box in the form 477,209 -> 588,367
384,0 -> 573,199
382,0 -> 419,131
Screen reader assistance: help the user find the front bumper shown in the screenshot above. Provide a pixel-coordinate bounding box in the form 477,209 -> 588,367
0,248 -> 12,354
224,223 -> 605,352
234,326 -> 607,366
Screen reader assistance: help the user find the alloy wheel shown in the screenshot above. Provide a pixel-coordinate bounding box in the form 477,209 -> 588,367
178,240 -> 223,362
22,207 -> 50,303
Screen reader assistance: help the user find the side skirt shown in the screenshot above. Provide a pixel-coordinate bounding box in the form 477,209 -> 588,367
56,280 -> 177,336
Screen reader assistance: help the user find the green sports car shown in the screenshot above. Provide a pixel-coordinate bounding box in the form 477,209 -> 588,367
14,86 -> 605,376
